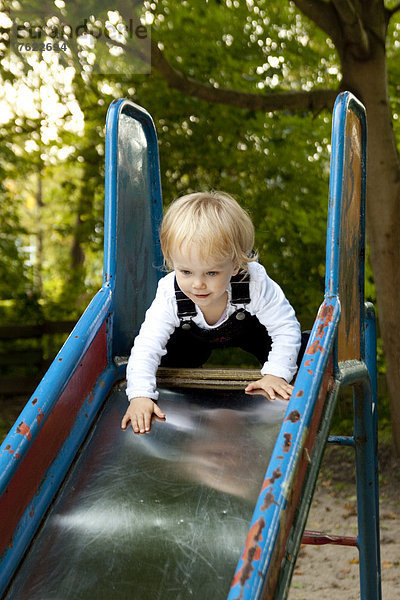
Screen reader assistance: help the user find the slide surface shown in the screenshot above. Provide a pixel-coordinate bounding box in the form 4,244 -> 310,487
5,384 -> 287,600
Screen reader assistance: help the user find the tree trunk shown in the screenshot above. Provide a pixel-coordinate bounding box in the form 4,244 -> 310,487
342,45 -> 400,453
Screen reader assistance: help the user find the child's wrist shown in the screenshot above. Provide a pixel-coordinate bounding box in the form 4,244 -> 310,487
129,396 -> 152,403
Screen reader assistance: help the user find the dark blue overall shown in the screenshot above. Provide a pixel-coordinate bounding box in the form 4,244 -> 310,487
160,272 -> 308,371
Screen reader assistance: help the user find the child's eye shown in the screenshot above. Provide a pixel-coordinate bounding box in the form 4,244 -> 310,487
180,270 -> 191,276
207,271 -> 218,277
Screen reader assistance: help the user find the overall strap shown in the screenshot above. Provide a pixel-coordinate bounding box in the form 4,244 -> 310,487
174,271 -> 251,319
230,271 -> 251,304
174,277 -> 197,318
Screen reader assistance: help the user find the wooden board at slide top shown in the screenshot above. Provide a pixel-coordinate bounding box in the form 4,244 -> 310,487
338,109 -> 363,362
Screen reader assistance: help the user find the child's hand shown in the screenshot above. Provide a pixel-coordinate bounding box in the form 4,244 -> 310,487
121,397 -> 166,434
245,374 -> 293,402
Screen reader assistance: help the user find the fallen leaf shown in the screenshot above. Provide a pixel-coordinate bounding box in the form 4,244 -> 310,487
381,511 -> 399,520
312,521 -> 320,528
343,502 -> 357,518
321,479 -> 332,487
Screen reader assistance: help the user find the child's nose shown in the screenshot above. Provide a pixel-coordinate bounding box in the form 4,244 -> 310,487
192,277 -> 206,289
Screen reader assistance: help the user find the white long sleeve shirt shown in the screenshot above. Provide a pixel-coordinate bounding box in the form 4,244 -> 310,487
126,261 -> 301,400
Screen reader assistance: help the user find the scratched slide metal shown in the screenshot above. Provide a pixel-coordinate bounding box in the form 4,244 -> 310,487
5,386 -> 287,600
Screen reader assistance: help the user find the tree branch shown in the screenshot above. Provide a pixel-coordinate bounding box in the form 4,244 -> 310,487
293,0 -> 371,60
291,0 -> 342,40
331,0 -> 370,58
150,41 -> 337,113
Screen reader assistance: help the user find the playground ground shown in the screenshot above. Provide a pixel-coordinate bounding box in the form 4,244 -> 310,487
289,444 -> 400,600
1,398 -> 399,599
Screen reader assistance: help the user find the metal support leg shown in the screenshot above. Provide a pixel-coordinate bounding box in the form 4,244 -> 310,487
362,303 -> 382,599
353,380 -> 379,599
351,305 -> 381,600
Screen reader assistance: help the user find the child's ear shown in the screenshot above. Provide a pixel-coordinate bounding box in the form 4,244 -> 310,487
232,265 -> 240,276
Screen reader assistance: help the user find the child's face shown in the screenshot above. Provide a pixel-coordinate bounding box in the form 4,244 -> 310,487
171,244 -> 238,313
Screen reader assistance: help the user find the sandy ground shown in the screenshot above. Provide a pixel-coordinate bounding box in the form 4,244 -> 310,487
288,446 -> 400,600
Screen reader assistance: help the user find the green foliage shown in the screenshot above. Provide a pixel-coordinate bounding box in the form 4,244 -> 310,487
387,13 -> 400,141
0,191 -> 28,301
0,0 -> 341,326
0,0 -> 390,352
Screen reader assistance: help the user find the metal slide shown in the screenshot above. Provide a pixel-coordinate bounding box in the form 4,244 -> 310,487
4,386 -> 287,600
0,94 -> 380,599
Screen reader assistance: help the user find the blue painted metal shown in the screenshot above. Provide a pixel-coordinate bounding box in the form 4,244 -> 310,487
0,287 -> 112,495
335,358 -> 379,600
0,100 -> 163,595
327,435 -> 356,447
103,99 -> 164,357
228,92 -> 380,600
359,303 -> 381,600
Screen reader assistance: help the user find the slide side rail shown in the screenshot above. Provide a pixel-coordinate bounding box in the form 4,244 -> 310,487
0,286 -> 112,498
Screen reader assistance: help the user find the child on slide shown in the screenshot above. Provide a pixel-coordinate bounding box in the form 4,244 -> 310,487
121,191 -> 302,435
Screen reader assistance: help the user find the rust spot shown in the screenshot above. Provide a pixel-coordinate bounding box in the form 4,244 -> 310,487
15,453 -> 21,459
306,340 -> 325,355
16,422 -> 32,441
284,410 -> 301,423
231,517 -> 266,590
262,490 -> 278,510
32,398 -> 38,405
307,369 -> 313,375
99,380 -> 106,389
271,467 -> 282,481
313,304 -> 335,341
262,467 -> 282,491
58,357 -> 63,362
4,444 -> 14,454
304,359 -> 313,367
295,390 -> 304,398
319,304 -> 334,321
87,394 -> 94,404
29,509 -> 34,518
283,432 -> 292,453
37,409 -> 44,425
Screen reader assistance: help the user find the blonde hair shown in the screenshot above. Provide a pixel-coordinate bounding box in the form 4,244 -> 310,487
160,191 -> 257,271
